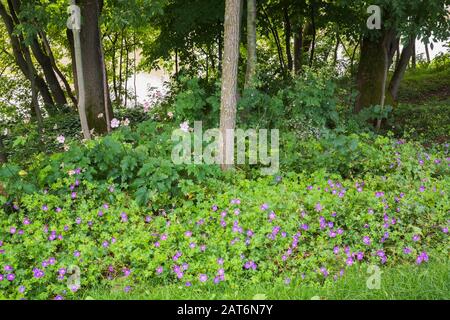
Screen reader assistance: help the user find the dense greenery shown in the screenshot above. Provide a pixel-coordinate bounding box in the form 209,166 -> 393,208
0,0 -> 449,300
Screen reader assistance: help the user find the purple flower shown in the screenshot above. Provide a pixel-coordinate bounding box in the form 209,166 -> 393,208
18,285 -> 26,293
156,266 -> 163,274
33,268 -> 45,278
360,236 -> 371,246
54,295 -> 64,300
102,241 -> 109,248
403,247 -> 412,254
10,227 -> 16,234
184,231 -> 192,237
346,257 -> 354,266
185,282 -> 192,287
98,210 -> 104,217
199,274 -> 208,282
74,250 -> 80,257
42,205 -> 48,211
315,203 -> 323,212
333,246 -> 339,254
120,212 -> 128,222
416,252 -> 429,265
442,227 -> 448,234
123,268 -> 131,277
356,252 -> 364,261
75,217 -> 82,225
412,235 -> 420,242
261,203 -> 269,211
217,258 -> 224,265
124,286 -> 132,293
4,265 -> 13,272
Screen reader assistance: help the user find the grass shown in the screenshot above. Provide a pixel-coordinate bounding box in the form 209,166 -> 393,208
397,58 -> 450,104
82,260 -> 450,300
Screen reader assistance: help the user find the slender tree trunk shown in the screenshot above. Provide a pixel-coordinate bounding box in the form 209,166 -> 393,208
67,28 -> 79,100
175,47 -> 179,79
41,32 -> 78,106
244,0 -> 257,89
124,37 -> 129,108
309,3 -> 316,68
77,0 -> 111,135
0,2 -> 54,108
220,0 -> 241,171
411,40 -> 416,69
118,30 -> 124,105
293,22 -> 303,74
283,7 -> 293,72
333,31 -> 340,67
30,37 -> 67,106
424,41 -> 431,63
262,7 -> 285,75
388,36 -> 415,102
301,20 -> 313,68
134,32 -> 138,107
0,135 -> 6,164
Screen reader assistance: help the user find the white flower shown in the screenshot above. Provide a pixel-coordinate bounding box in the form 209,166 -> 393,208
111,118 -> 120,128
122,118 -> 130,127
63,144 -> 70,152
53,124 -> 58,130
56,135 -> 65,144
167,111 -> 174,119
180,121 -> 190,133
97,113 -> 104,119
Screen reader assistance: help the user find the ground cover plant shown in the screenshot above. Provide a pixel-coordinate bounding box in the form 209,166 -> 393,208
0,0 -> 449,301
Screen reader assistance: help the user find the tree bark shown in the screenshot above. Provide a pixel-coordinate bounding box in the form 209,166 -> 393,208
301,20 -> 313,68
30,37 -> 67,106
293,22 -> 303,74
424,40 -> 431,63
0,135 -> 6,165
0,1 -> 55,109
220,0 -> 241,171
41,32 -> 78,107
283,7 -> 293,72
388,36 -> 415,102
354,33 -> 390,113
77,0 -> 112,135
244,0 -> 257,89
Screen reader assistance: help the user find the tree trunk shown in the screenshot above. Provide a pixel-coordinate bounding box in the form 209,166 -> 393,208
424,40 -> 431,63
220,0 -> 241,171
309,3 -> 316,68
0,2 -> 55,108
301,20 -> 313,68
333,31 -> 340,67
0,135 -> 6,165
67,28 -> 79,100
354,33 -> 389,113
77,0 -> 110,135
244,0 -> 257,89
388,37 -> 415,102
41,32 -> 78,107
293,23 -> 303,74
30,37 -> 67,107
411,40 -> 416,69
283,7 -> 293,72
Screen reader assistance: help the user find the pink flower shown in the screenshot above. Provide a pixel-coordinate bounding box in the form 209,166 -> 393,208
56,135 -> 65,144
111,118 -> 120,128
